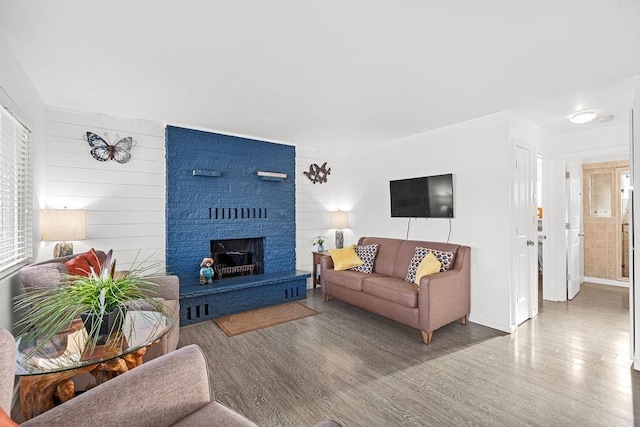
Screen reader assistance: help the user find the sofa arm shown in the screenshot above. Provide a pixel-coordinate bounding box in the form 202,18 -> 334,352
319,255 -> 334,295
417,246 -> 470,333
145,275 -> 180,301
22,345 -> 212,427
319,255 -> 334,271
0,329 -> 15,416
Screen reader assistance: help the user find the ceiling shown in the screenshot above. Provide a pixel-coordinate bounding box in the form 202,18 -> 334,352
0,1 -> 638,150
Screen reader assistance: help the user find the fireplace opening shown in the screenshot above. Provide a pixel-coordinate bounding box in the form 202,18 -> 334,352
210,237 -> 265,280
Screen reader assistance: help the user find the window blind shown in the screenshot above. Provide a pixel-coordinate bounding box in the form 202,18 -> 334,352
0,103 -> 32,277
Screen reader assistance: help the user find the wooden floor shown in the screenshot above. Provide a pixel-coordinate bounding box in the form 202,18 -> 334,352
179,283 -> 639,426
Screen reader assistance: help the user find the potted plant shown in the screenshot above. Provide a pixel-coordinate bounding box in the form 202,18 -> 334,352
14,250 -> 168,357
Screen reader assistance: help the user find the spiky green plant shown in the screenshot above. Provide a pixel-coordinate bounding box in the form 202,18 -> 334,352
14,250 -> 168,358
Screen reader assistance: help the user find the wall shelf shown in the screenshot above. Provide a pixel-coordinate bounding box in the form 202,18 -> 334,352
193,169 -> 221,177
257,171 -> 287,182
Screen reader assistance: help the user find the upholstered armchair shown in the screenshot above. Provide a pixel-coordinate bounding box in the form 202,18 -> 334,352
0,329 -> 15,423
17,251 -> 180,362
1,328 -> 255,426
1,329 -> 343,426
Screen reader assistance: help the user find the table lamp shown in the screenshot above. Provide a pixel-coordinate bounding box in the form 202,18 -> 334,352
41,208 -> 87,257
330,210 -> 349,249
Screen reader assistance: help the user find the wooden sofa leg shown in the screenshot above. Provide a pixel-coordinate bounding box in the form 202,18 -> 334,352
421,331 -> 433,345
322,293 -> 330,302
460,315 -> 468,325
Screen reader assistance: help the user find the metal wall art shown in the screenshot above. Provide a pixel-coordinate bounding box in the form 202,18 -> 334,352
84,131 -> 135,164
304,162 -> 331,184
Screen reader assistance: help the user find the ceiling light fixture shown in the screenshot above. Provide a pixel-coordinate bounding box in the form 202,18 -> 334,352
568,110 -> 598,124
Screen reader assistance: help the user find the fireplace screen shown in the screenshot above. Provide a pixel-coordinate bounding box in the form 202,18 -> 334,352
210,237 -> 265,279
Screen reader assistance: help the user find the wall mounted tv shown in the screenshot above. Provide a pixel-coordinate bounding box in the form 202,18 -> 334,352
390,173 -> 454,218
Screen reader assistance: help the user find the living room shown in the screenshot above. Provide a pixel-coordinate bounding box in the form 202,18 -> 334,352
1,1 -> 640,425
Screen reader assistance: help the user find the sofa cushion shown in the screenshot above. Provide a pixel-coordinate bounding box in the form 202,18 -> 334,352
323,269 -> 369,291
349,244 -> 379,274
414,253 -> 441,286
362,277 -> 418,308
405,247 -> 454,283
328,245 -> 363,271
358,237 -> 404,276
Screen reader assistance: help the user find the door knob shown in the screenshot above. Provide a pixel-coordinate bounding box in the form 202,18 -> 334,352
526,240 -> 535,246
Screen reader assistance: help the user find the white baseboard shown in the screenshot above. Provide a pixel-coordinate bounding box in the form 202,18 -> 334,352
584,276 -> 629,288
468,314 -> 514,333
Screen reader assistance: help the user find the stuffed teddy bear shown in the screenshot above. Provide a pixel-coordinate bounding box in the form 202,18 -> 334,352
199,257 -> 215,284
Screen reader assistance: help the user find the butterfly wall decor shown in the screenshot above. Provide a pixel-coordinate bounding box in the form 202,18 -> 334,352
84,131 -> 135,164
303,162 -> 331,184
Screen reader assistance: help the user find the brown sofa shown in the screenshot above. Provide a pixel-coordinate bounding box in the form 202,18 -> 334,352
321,237 -> 470,344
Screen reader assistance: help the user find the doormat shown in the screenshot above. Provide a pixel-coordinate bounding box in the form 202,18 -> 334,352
214,302 -> 319,337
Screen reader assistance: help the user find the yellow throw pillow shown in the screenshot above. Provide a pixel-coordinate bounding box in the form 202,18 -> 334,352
414,252 -> 441,286
328,245 -> 364,271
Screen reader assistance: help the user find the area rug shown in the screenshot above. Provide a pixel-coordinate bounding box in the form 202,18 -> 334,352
213,302 -> 319,337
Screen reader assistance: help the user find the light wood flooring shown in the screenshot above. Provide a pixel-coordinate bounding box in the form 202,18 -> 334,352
178,283 -> 638,426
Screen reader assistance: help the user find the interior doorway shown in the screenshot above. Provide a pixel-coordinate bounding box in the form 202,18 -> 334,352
581,160 -> 630,286
536,155 -> 544,300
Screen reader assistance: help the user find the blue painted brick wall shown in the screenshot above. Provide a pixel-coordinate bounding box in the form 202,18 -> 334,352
166,126 -> 296,285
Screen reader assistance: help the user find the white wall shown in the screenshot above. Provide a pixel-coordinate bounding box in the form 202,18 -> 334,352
554,124 -> 630,160
339,111 -> 515,332
40,108 -> 166,271
0,31 -> 46,331
295,148 -> 344,285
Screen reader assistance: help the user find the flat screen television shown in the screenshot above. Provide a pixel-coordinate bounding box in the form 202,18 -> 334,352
390,173 -> 454,218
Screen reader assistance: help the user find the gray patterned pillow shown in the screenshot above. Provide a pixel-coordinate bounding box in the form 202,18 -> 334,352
405,247 -> 454,283
349,244 -> 379,273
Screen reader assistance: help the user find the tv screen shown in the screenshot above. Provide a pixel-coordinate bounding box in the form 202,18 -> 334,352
390,174 -> 454,218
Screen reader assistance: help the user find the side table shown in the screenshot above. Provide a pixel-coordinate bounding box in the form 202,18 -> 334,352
16,310 -> 172,421
312,251 -> 329,288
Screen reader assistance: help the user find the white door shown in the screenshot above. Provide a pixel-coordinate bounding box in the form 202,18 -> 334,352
513,143 -> 536,325
632,182 -> 637,366
566,161 -> 583,300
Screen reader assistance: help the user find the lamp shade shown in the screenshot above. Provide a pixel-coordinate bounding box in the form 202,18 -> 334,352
41,209 -> 87,241
330,211 -> 349,229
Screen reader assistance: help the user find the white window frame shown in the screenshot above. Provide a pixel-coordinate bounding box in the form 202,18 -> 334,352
0,102 -> 32,278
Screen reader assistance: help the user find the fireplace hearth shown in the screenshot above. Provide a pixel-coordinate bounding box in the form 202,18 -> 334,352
211,237 -> 265,279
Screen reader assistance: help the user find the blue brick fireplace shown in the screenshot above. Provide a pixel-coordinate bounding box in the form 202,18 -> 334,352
165,126 -> 309,325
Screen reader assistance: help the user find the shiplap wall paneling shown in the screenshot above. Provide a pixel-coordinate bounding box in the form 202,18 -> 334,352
42,108 -> 166,271
295,148 -> 345,283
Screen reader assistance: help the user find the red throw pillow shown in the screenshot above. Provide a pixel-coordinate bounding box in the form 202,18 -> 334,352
64,248 -> 102,277
0,407 -> 18,427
